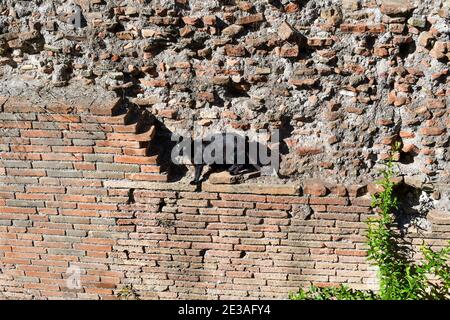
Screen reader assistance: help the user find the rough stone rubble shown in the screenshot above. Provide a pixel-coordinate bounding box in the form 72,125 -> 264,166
0,0 -> 449,190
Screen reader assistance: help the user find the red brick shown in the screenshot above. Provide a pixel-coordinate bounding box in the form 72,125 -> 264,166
11,145 -> 51,152
329,185 -> 348,197
0,206 -> 37,214
125,173 -> 167,182
220,193 -> 266,202
236,13 -> 264,25
52,146 -> 93,153
41,153 -> 83,161
348,185 -> 367,197
419,127 -> 446,136
6,168 -> 46,177
210,200 -> 253,209
225,45 -> 246,57
265,196 -> 308,204
256,202 -> 291,210
55,195 -> 96,203
180,192 -> 218,200
304,183 -> 328,196
73,244 -> 112,251
15,193 -> 54,201
247,209 -> 289,218
21,130 -> 61,138
38,114 -> 80,123
114,155 -> 158,165
309,197 -> 349,205
335,249 -> 367,257
327,205 -> 372,213
26,186 -> 65,194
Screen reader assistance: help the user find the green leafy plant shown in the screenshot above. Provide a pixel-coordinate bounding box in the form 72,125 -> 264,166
289,285 -> 377,300
290,142 -> 450,300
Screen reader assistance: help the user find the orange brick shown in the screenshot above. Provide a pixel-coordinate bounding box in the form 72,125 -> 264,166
21,130 -> 61,138
115,155 -> 158,165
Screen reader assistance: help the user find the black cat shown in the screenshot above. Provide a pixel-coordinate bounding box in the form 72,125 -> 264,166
186,132 -> 264,185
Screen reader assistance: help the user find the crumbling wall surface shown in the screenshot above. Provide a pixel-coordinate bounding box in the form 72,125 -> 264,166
0,0 -> 449,300
0,0 -> 449,184
0,98 -> 449,300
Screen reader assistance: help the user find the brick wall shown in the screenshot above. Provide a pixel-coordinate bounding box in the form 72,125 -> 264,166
1,0 -> 449,186
1,98 -> 449,300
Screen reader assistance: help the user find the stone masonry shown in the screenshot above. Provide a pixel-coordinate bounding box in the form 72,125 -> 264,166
0,94 -> 449,300
0,0 -> 449,300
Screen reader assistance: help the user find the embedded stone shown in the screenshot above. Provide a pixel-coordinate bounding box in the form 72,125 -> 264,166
407,16 -> 426,28
289,78 -> 318,87
116,31 -> 135,40
212,76 -> 230,86
278,21 -> 296,41
236,13 -> 265,25
208,171 -> 242,184
182,16 -> 200,26
225,44 -> 246,57
429,41 -> 447,59
279,44 -> 299,57
418,31 -> 433,47
203,15 -> 217,26
420,127 -> 445,136
342,0 -> 361,11
304,182 -> 328,196
380,0 -> 416,16
222,24 -> 244,37
291,204 -> 313,220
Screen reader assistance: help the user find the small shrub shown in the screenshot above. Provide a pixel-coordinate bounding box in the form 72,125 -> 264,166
289,285 -> 377,300
290,142 -> 450,300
